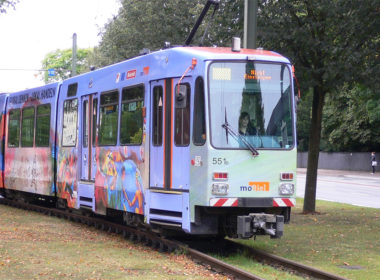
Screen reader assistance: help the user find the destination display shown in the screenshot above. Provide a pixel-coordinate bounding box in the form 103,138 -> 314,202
8,87 -> 56,104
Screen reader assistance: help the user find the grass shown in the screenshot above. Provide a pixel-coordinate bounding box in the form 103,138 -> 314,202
222,198 -> 380,280
0,205 -> 226,280
1,200 -> 379,280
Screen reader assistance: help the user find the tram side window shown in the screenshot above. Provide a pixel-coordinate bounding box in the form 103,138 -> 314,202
8,109 -> 20,147
120,85 -> 144,145
67,83 -> 78,97
83,100 -> 89,147
36,104 -> 51,147
193,77 -> 206,145
152,86 -> 163,146
21,107 -> 35,147
92,98 -> 98,145
62,99 -> 78,147
99,90 -> 119,146
174,83 -> 190,146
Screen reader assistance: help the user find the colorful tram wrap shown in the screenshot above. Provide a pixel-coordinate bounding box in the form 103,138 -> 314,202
0,47 -> 297,239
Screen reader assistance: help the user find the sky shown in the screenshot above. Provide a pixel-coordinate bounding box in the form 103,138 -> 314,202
0,0 -> 121,93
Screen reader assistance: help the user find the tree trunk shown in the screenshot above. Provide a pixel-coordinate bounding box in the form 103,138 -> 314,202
303,86 -> 325,213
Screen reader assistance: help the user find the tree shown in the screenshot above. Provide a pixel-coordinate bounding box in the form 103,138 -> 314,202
40,48 -> 94,83
322,85 -> 380,152
257,0 -> 379,213
95,0 -> 379,213
95,0 -> 245,67
296,89 -> 313,152
0,0 -> 17,14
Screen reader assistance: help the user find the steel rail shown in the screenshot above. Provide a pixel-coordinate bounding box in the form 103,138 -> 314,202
185,247 -> 266,280
225,240 -> 349,280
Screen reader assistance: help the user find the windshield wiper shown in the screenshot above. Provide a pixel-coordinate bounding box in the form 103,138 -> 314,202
222,109 -> 259,156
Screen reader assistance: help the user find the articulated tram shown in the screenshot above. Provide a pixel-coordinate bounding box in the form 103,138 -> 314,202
0,44 -> 297,239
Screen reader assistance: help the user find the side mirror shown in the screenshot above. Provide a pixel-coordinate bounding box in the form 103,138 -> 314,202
175,84 -> 188,109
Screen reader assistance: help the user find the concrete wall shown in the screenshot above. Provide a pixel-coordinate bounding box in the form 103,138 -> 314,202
297,152 -> 375,171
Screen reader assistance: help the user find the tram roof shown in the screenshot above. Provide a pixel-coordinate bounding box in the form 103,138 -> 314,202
176,46 -> 291,64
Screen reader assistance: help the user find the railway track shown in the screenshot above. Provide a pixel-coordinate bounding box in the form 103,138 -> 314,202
0,197 -> 348,280
186,238 -> 349,280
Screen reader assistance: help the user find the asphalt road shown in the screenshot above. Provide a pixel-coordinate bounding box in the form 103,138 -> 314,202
297,168 -> 380,209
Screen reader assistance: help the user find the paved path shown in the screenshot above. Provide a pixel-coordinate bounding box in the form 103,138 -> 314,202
297,168 -> 380,209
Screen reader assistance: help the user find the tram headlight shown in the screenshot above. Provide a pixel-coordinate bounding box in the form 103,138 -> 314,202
279,183 -> 294,195
212,183 -> 229,195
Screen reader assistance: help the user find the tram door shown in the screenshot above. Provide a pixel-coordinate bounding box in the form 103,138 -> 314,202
150,78 -> 191,191
150,80 -> 165,189
80,94 -> 98,181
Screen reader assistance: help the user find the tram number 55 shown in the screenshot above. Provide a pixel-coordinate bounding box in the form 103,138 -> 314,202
212,157 -> 228,165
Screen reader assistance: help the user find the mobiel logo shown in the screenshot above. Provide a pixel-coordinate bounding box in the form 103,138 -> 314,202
240,181 -> 270,192
9,88 -> 56,104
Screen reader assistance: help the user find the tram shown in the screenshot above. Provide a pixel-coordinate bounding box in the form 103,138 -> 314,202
0,1 -> 297,239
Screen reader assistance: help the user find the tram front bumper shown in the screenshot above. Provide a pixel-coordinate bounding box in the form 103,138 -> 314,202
237,213 -> 284,239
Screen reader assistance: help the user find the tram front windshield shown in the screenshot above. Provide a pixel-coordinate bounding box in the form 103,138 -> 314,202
209,61 -> 294,150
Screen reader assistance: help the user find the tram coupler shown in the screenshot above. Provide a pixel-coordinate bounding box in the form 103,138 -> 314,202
237,213 -> 284,239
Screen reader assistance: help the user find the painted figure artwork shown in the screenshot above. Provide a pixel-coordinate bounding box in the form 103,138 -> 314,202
95,146 -> 144,214
57,148 -> 78,208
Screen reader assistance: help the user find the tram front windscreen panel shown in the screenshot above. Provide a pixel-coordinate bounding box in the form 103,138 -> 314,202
209,61 -> 294,150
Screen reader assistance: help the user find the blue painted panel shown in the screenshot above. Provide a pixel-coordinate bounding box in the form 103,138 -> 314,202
171,77 -> 191,190
78,182 -> 95,211
150,147 -> 164,187
148,191 -> 183,212
171,147 -> 190,189
149,80 -> 165,188
145,190 -> 190,232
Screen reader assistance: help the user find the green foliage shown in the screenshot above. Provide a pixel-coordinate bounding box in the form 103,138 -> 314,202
321,85 -> 380,152
296,90 -> 312,152
257,0 -> 378,92
257,0 -> 379,155
40,48 -> 94,83
130,128 -> 143,144
94,0 -> 244,66
0,0 -> 17,14
255,0 -> 378,212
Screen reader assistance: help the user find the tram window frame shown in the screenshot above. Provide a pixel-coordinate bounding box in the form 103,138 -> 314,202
21,106 -> 35,147
83,100 -> 89,147
174,83 -> 191,147
193,77 -> 206,146
152,86 -> 163,146
62,98 -> 78,147
8,109 -> 20,148
120,84 -> 144,146
67,83 -> 78,97
92,98 -> 98,146
36,104 -> 51,147
98,90 -> 119,146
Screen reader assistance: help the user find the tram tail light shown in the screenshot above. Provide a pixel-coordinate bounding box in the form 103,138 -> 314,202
213,172 -> 228,181
280,172 -> 294,181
